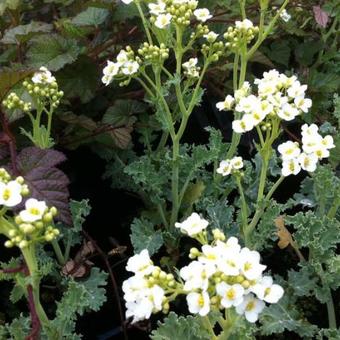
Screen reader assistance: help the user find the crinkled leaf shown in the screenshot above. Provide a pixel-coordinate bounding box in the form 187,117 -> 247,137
26,34 -> 81,71
72,6 -> 109,26
1,22 -> 53,44
260,294 -> 318,337
70,199 -> 91,232
15,147 -> 71,224
51,267 -> 107,336
151,312 -> 210,340
130,218 -> 163,256
288,265 -> 318,297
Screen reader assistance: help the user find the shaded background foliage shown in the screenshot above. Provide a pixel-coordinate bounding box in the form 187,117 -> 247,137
0,0 -> 339,339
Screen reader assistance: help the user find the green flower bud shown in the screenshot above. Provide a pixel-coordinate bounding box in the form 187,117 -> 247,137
14,216 -> 22,225
159,271 -> 167,280
19,240 -> 28,249
43,212 -> 53,223
8,229 -> 17,237
45,233 -> 54,242
50,206 -> 58,216
242,280 -> 250,288
4,240 -> 14,248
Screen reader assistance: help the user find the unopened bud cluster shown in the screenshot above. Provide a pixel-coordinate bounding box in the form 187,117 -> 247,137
2,93 -> 31,112
224,19 -> 259,51
138,43 -> 170,64
162,0 -> 198,27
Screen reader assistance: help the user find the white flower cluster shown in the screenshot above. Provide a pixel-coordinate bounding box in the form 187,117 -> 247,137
32,66 -> 56,85
216,70 -> 312,134
102,49 -> 140,86
123,213 -> 283,324
216,156 -> 244,176
0,168 -> 59,249
278,124 -> 335,176
123,249 -> 171,323
182,58 -> 200,78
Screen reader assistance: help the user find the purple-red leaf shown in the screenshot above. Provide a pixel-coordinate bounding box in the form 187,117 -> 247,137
15,147 -> 71,225
313,6 -> 329,28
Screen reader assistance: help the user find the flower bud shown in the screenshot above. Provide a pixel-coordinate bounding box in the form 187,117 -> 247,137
43,212 -> 53,223
5,240 -> 14,248
19,240 -> 28,249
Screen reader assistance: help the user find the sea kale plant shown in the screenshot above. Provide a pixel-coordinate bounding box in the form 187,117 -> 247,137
102,0 -> 340,338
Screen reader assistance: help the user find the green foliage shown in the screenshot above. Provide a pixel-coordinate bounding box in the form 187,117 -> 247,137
130,218 -> 163,256
51,267 -> 108,338
151,312 -> 210,340
260,294 -> 318,337
26,34 -> 81,71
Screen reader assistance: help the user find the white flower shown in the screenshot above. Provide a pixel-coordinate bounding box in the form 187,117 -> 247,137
294,96 -> 312,113
280,9 -> 291,22
230,156 -> 244,170
239,248 -> 266,280
183,58 -> 198,69
0,180 -> 22,208
116,50 -> 129,64
122,276 -> 148,302
148,1 -> 166,15
148,285 -> 165,311
287,81 -> 307,98
301,123 -> 319,138
277,103 -> 299,121
313,147 -> 330,160
232,114 -> 254,133
204,31 -> 218,43
180,261 -> 215,291
121,61 -> 139,75
235,294 -> 265,322
236,95 -> 260,113
155,13 -> 172,29
321,135 -> 335,150
217,160 -> 232,176
19,198 -> 47,223
193,8 -> 212,22
126,249 -> 155,276
298,153 -> 318,172
186,291 -> 210,316
217,251 -> 241,276
257,81 -> 278,97
121,0 -> 134,4
102,61 -> 120,85
32,67 -> 56,84
278,141 -> 301,160
126,299 -> 152,323
250,109 -> 266,125
235,19 -> 254,30
199,245 -> 222,266
281,158 -> 301,177
234,81 -> 251,100
175,212 -> 209,236
252,276 -> 284,303
216,95 -> 235,111
216,282 -> 245,308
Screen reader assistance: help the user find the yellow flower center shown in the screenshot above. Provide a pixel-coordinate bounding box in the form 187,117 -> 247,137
244,262 -> 252,271
198,295 -> 205,307
246,301 -> 255,311
29,207 -> 40,215
264,287 -> 271,297
226,288 -> 235,300
3,188 -> 11,200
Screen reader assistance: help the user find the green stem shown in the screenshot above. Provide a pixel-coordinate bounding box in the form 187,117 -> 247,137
327,196 -> 340,219
257,151 -> 269,202
157,204 -> 169,229
21,245 -> 54,338
51,239 -> 65,265
247,0 -> 290,60
236,176 -> 248,237
202,316 -> 218,340
170,139 -> 180,227
239,0 -> 246,20
233,53 -> 239,92
135,1 -> 153,45
245,175 -> 285,243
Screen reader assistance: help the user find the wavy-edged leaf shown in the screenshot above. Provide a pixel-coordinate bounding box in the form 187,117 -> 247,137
72,7 -> 109,26
15,147 -> 71,224
1,22 -> 53,44
26,34 -> 81,71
